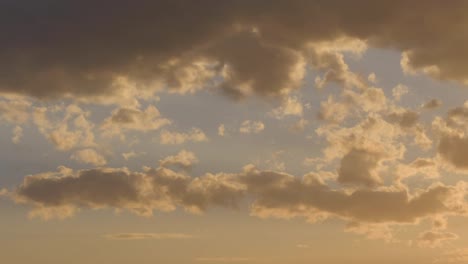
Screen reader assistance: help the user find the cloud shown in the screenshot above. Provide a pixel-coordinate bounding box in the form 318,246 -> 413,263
338,148 -> 383,187
241,167 -> 467,224
367,73 -> 378,84
159,150 -> 198,169
386,109 -> 419,129
1,1 -> 467,103
122,151 -> 145,161
239,120 -> 265,134
270,96 -> 303,119
392,84 -> 409,101
159,128 -> 208,145
10,165 -> 246,218
11,125 -> 23,144
32,104 -> 96,151
396,158 -> 440,179
423,99 -> 443,110
105,233 -> 193,240
71,149 -> 107,166
218,124 -> 226,136
9,163 -> 467,230
433,102 -> 468,170
3,153 -> 468,248
417,230 -> 458,248
101,105 -> 171,138
0,97 -> 31,125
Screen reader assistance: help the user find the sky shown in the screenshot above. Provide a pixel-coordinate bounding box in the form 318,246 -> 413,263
1,1 -> 468,263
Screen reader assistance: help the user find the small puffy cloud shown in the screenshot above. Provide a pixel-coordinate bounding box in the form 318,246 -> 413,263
122,151 -> 145,161
0,97 -> 31,124
11,125 -> 23,144
0,188 -> 8,197
239,120 -> 265,134
33,104 -> 96,151
71,149 -> 107,166
270,96 -> 303,119
386,109 -> 420,129
105,233 -> 193,240
289,118 -> 309,132
218,124 -> 225,136
367,73 -> 378,84
423,99 -> 442,110
392,84 -> 409,101
159,128 -> 208,145
159,150 -> 198,169
101,105 -> 171,138
317,95 -> 351,123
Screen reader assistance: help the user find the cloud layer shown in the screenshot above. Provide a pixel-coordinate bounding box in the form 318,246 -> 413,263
1,1 -> 468,103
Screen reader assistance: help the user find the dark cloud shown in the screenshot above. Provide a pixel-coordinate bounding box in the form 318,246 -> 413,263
8,165 -> 467,225
1,1 -> 467,102
387,110 -> 420,128
435,103 -> 468,170
338,148 -> 382,187
423,99 -> 442,110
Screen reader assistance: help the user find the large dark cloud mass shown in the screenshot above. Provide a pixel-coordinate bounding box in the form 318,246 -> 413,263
1,0 -> 467,101
9,165 -> 467,224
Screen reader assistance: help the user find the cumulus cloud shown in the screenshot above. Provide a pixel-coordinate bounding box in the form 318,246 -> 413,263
433,102 -> 468,170
0,97 -> 31,124
105,233 -> 193,240
239,120 -> 265,134
218,124 -> 226,137
101,105 -> 171,138
159,150 -> 198,169
32,104 -> 96,151
270,96 -> 303,119
386,109 -> 420,129
71,149 -> 107,166
338,148 -> 383,187
1,1 -> 467,103
159,128 -> 208,145
392,84 -> 409,101
11,125 -> 23,144
423,99 -> 443,110
7,163 -> 467,231
122,151 -> 145,161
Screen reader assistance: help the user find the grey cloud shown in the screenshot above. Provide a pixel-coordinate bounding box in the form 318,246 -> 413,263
423,99 -> 443,110
438,135 -> 468,170
241,168 -> 466,224
387,110 -> 420,128
9,164 -> 466,227
1,1 -> 467,102
434,103 -> 468,170
338,148 -> 383,187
